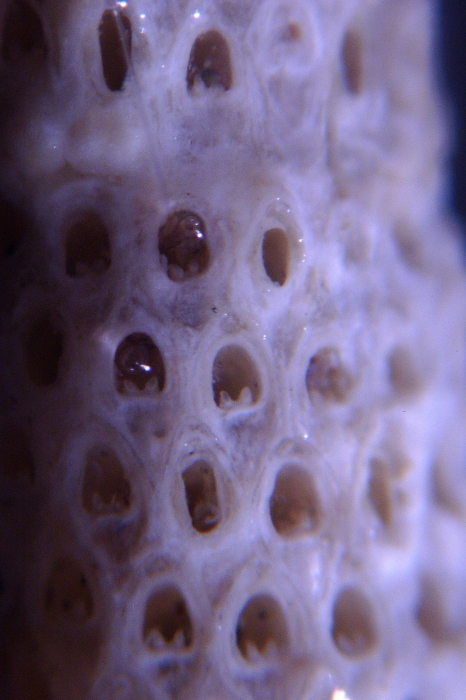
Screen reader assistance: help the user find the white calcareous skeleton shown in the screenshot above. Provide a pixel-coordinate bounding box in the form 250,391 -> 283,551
0,0 -> 466,699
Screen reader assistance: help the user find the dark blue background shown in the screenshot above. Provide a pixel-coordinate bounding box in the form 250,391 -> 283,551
439,0 -> 466,229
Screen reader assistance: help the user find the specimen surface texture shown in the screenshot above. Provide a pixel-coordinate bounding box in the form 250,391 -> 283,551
0,1 -> 466,699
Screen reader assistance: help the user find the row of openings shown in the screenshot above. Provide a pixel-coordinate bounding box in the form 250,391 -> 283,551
99,9 -> 232,93
24,319 -> 418,411
0,1 -> 231,92
0,192 -> 288,290
24,319 -> 265,415
143,588 -> 292,660
43,555 -> 378,662
80,442 -> 320,541
182,460 -> 322,537
39,536 -> 464,653
99,11 -> 363,98
306,345 -> 421,404
114,335 -> 263,405
62,209 -> 289,286
80,449 -> 222,533
1,1 -> 363,98
63,209 -> 209,282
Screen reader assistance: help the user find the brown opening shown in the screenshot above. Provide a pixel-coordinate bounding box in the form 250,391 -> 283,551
212,344 -> 261,407
44,557 -> 94,624
262,227 -> 289,286
144,586 -> 193,651
182,460 -> 220,533
270,464 -> 320,537
236,594 -> 288,661
388,346 -> 421,398
0,421 -> 34,482
341,30 -> 363,94
416,576 -> 449,644
332,587 -> 377,657
281,23 -> 302,42
187,29 -> 232,91
65,211 -> 111,278
158,210 -> 209,281
0,196 -> 28,256
306,347 -> 351,403
368,459 -> 392,528
9,663 -> 51,700
114,333 -> 165,394
82,446 -> 131,516
1,0 -> 47,62
25,317 -> 63,387
98,8 -> 131,91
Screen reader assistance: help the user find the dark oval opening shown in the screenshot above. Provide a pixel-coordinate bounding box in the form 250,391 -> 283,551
368,459 -> 392,528
262,227 -> 289,286
212,344 -> 261,408
236,594 -> 288,661
182,460 -> 220,533
114,333 -> 165,395
0,196 -> 29,256
1,0 -> 47,63
25,318 -> 63,387
10,665 -> 51,700
332,587 -> 377,657
82,446 -> 131,516
341,30 -> 363,94
99,8 -> 131,91
388,346 -> 421,398
416,576 -> 450,644
44,557 -> 94,624
187,29 -> 232,91
306,347 -> 352,403
65,211 -> 111,278
270,464 -> 320,537
144,586 -> 193,651
0,421 -> 34,482
158,210 -> 209,281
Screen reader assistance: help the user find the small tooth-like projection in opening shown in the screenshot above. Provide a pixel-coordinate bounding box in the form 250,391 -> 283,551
1,0 -> 47,63
416,576 -> 449,643
236,594 -> 288,662
269,464 -> 321,537
82,446 -> 131,516
115,333 -> 165,395
98,8 -> 132,91
44,557 -> 94,624
306,347 -> 352,403
158,210 -> 209,281
332,587 -> 377,657
186,29 -> 233,91
341,30 -> 363,94
0,196 -> 28,256
182,460 -> 221,533
368,459 -> 392,528
25,317 -> 63,387
388,346 -> 421,398
0,421 -> 34,482
144,586 -> 193,651
65,211 -> 111,278
212,344 -> 261,408
262,227 -> 289,286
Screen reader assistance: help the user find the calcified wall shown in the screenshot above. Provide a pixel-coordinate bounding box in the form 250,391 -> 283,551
1,1 -> 466,699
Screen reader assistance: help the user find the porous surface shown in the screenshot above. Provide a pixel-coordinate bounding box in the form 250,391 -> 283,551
1,1 -> 466,699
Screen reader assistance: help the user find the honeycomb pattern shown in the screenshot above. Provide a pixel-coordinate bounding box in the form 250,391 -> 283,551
1,1 -> 466,700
